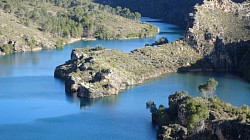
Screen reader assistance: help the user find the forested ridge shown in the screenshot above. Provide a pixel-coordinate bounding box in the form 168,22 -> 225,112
1,0 -> 142,38
94,0 -> 203,28
0,0 -> 157,54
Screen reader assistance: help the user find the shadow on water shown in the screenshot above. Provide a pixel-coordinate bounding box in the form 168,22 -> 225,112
178,40 -> 250,80
65,93 -> 121,109
144,20 -> 165,23
159,31 -> 183,35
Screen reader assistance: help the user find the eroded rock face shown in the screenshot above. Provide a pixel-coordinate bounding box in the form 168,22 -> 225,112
54,48 -> 140,98
71,49 -> 88,60
213,120 -> 250,140
185,0 -> 250,79
161,124 -> 188,140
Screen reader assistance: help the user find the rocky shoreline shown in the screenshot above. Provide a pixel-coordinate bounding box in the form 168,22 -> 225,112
54,41 -> 201,98
54,0 -> 250,99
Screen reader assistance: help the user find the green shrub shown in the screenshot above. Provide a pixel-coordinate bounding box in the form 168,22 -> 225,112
186,99 -> 209,130
56,39 -> 64,49
1,44 -> 13,54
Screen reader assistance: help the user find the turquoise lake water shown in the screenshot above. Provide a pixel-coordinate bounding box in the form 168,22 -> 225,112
0,17 -> 249,140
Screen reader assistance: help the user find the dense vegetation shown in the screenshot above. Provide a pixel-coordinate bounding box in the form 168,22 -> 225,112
147,79 -> 250,139
0,0 -> 142,39
0,0 -> 158,54
146,91 -> 210,131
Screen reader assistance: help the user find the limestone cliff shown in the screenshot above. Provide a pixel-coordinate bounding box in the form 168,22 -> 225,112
54,41 -> 201,98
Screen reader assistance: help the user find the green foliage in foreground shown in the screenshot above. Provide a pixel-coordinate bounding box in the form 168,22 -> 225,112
146,79 -> 250,133
147,92 -> 209,130
146,101 -> 170,126
185,99 -> 209,129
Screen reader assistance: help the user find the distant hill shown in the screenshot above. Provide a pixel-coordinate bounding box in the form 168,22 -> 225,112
94,0 -> 247,28
94,0 -> 203,28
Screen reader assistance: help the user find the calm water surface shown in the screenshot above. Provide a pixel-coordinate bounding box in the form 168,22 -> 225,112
0,17 -> 249,140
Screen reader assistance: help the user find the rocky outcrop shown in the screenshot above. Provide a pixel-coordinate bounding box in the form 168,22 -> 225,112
54,42 -> 201,98
147,91 -> 250,139
161,124 -> 188,140
186,0 -> 250,55
213,120 -> 250,140
54,47 -> 151,98
179,0 -> 250,80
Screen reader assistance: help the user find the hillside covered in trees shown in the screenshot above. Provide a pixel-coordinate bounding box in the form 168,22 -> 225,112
0,0 -> 158,55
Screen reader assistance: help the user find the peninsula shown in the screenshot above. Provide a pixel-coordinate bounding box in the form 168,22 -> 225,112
54,41 -> 201,98
55,0 -> 250,98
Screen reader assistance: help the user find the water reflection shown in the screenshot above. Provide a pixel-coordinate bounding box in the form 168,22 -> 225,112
0,52 -> 40,76
0,52 -> 40,66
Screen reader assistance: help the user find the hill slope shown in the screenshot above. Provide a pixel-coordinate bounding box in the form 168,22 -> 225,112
184,0 -> 250,81
0,0 -> 158,55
